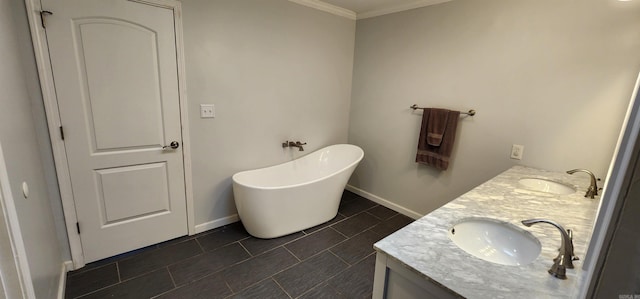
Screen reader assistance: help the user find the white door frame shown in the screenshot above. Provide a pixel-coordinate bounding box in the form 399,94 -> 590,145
579,71 -> 640,296
23,0 -> 195,269
0,142 -> 36,299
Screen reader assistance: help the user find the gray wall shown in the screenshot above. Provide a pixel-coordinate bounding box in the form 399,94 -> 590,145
0,0 -> 63,296
9,0 -> 71,263
182,0 -> 356,226
348,0 -> 640,215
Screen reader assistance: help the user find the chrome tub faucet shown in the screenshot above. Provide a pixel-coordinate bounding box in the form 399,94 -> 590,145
566,169 -> 598,198
282,140 -> 307,151
521,218 -> 578,280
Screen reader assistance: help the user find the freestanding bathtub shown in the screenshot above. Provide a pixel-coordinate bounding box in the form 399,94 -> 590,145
232,144 -> 364,238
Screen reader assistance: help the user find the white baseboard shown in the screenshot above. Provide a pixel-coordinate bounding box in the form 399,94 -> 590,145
57,261 -> 72,299
63,260 -> 73,271
345,185 -> 423,220
194,214 -> 239,234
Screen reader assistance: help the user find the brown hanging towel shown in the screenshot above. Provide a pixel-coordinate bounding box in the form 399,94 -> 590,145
415,108 -> 460,170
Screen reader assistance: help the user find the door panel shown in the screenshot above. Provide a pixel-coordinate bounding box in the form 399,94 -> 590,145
43,0 -> 187,262
77,19 -> 165,151
96,162 -> 171,225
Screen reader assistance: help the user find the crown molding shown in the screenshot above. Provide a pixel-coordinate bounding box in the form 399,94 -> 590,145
357,0 -> 452,20
288,0 -> 356,20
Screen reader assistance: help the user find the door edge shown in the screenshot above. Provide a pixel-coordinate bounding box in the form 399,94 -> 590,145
169,0 -> 197,236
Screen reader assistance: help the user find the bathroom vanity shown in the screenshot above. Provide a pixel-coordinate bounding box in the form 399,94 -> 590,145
372,166 -> 600,298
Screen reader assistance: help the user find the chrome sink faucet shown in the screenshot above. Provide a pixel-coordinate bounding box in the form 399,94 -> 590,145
566,169 -> 598,198
282,141 -> 307,151
521,219 -> 578,280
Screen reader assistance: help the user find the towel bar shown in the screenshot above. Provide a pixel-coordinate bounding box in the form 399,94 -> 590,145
410,104 -> 476,116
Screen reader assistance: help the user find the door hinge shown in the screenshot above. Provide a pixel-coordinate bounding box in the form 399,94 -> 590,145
40,10 -> 53,29
76,222 -> 80,234
59,126 -> 64,140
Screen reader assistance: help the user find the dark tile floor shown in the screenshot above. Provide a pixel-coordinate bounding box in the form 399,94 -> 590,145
65,191 -> 414,299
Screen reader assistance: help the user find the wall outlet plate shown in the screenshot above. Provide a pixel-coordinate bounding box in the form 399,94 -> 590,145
511,144 -> 524,160
200,104 -> 215,118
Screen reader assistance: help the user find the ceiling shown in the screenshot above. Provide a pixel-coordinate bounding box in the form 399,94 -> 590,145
312,0 -> 452,19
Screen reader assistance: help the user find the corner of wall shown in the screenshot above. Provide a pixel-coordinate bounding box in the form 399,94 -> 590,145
194,214 -> 239,235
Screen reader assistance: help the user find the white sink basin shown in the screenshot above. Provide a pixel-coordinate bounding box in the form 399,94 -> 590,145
448,217 -> 541,266
518,178 -> 576,195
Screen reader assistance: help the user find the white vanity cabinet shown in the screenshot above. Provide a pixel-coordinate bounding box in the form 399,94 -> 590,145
373,252 -> 460,299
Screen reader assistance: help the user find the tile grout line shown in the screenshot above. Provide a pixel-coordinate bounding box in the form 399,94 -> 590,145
242,233 -> 309,257
149,267 -> 177,299
286,226 -> 348,260
166,266 -> 177,288
366,207 -> 399,221
282,245 -> 303,263
226,269 -> 291,297
237,241 -> 253,257
364,210 -> 380,220
327,248 -> 351,267
194,237 -> 205,253
271,277 -> 294,299
66,261 -> 118,279
297,281 -> 342,299
110,248 -> 205,284
80,227 -> 242,279
69,264 -> 123,298
278,247 -> 354,297
115,262 -> 121,283
288,250 -> 353,299
72,280 -> 121,299
223,280 -> 234,297
331,226 -> 350,239
198,235 -> 251,253
236,244 -> 330,295
303,213 -> 349,234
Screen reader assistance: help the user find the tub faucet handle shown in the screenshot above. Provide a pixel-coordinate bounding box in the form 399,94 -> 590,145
283,140 -> 306,151
292,141 -> 306,151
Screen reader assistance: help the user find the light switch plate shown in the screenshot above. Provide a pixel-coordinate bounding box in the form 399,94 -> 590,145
511,144 -> 524,160
200,104 -> 215,118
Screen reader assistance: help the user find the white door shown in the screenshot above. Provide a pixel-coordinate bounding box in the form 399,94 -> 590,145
43,0 -> 188,262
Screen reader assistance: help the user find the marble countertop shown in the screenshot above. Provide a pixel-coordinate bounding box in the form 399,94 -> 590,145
374,165 -> 601,298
